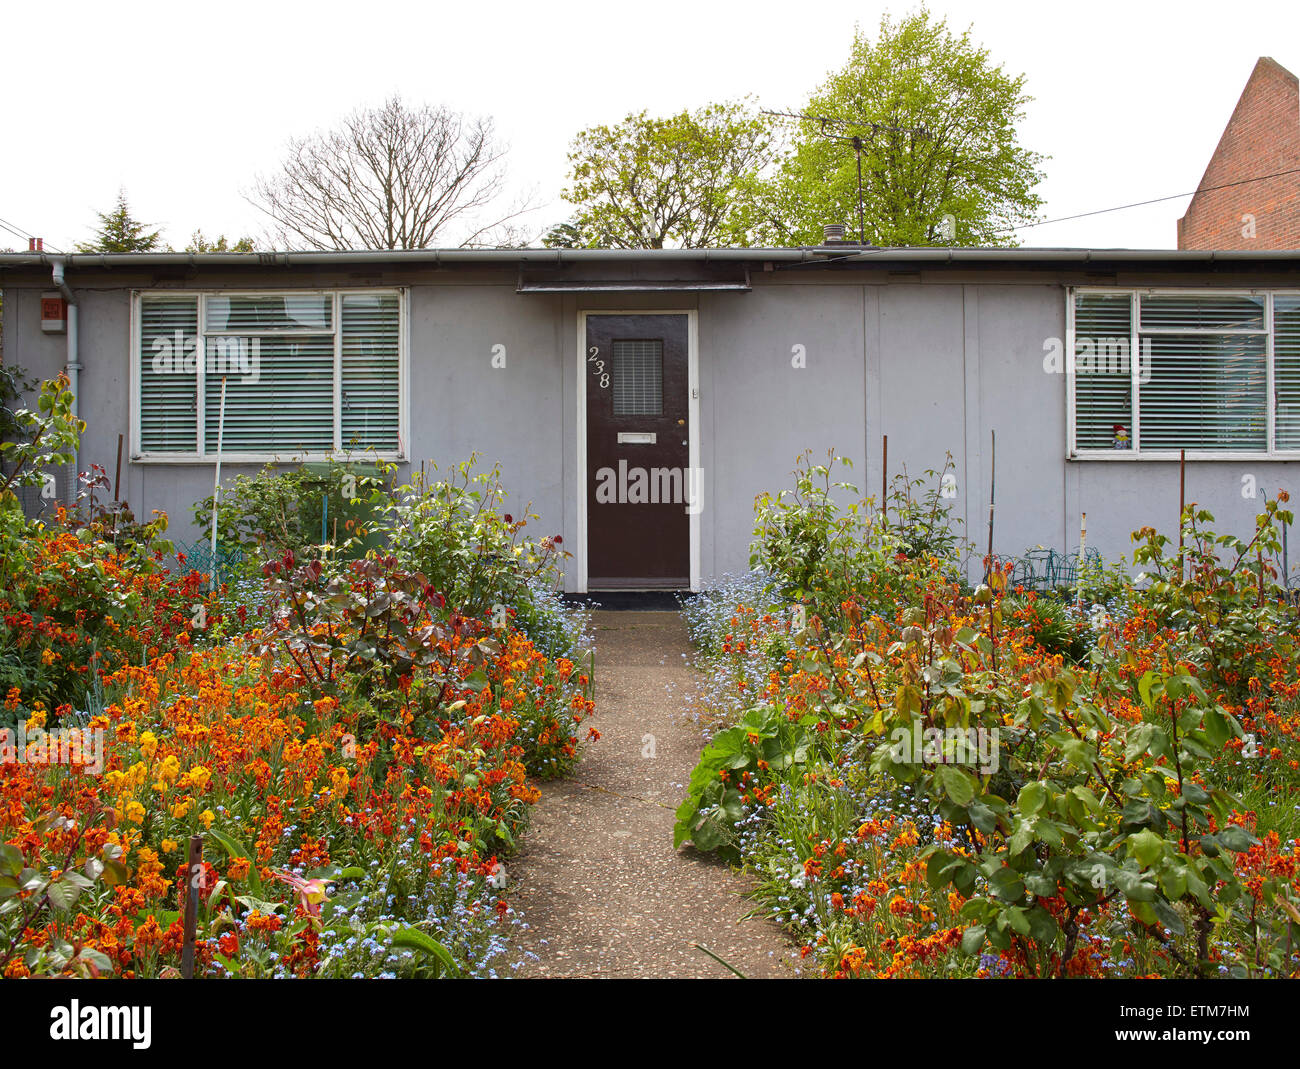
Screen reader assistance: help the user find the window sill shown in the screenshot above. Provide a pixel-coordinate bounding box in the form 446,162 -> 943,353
1069,451 -> 1298,462
130,452 -> 407,465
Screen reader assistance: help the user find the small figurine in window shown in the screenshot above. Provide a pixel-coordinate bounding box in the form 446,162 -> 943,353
1113,423 -> 1131,450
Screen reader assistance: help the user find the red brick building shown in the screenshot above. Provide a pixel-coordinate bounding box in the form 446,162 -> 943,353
1177,57 -> 1300,249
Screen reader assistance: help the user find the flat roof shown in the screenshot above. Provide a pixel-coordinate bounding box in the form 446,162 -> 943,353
1,245 -> 1298,271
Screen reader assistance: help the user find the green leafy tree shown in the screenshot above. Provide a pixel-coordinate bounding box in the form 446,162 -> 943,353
75,190 -> 163,252
561,100 -> 775,248
752,8 -> 1046,247
540,220 -> 582,249
186,230 -> 256,253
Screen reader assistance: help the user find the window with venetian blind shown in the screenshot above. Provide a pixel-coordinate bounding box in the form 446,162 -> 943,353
1070,290 -> 1300,456
134,290 -> 403,459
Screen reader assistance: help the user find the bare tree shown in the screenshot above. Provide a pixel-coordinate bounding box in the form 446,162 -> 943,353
249,96 -> 532,250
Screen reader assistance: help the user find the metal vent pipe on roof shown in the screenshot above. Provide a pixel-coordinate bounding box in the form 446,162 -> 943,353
823,224 -> 846,244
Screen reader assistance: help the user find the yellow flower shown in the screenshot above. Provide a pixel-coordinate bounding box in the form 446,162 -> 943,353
124,800 -> 146,824
187,765 -> 211,792
126,762 -> 148,792
158,755 -> 180,784
41,648 -> 59,666
25,708 -> 47,731
161,839 -> 178,853
199,809 -> 215,829
139,731 -> 158,759
170,798 -> 192,819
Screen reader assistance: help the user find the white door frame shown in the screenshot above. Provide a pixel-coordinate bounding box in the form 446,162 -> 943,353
575,309 -> 700,593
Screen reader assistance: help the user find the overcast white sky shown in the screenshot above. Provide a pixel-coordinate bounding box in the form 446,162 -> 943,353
2,0 -> 1296,252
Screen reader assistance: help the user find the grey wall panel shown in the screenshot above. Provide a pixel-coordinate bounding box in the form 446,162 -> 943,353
972,284 -> 1069,560
411,285 -> 566,554
877,284 -> 967,490
702,284 -> 866,579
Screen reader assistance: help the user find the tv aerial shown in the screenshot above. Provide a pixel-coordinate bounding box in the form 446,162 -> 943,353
762,109 -> 933,245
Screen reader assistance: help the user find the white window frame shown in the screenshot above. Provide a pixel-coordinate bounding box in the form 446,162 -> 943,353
1067,286 -> 1300,460
130,288 -> 408,463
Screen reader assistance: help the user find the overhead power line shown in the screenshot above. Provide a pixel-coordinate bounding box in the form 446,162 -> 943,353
0,213 -> 65,253
777,156 -> 1300,256
1005,164 -> 1300,233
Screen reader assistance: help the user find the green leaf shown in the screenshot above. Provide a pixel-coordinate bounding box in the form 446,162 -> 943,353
960,925 -> 986,955
934,764 -> 975,805
1025,873 -> 1057,898
207,828 -> 261,895
1017,781 -> 1047,816
1112,867 -> 1157,902
927,853 -> 960,890
967,800 -> 998,835
1127,829 -> 1165,868
989,867 -> 1025,902
387,926 -> 459,977
1006,906 -> 1031,937
0,844 -> 22,878
1026,905 -> 1059,946
1216,826 -> 1257,853
76,946 -> 114,974
1138,670 -> 1157,709
45,874 -> 83,912
1007,818 -> 1035,857
1201,706 -> 1234,748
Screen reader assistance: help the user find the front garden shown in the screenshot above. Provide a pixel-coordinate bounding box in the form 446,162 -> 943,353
676,451 -> 1300,979
0,376 -> 593,978
6,375 -> 1300,982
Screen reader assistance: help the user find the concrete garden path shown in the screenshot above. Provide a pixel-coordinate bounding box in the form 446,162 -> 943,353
512,610 -> 802,978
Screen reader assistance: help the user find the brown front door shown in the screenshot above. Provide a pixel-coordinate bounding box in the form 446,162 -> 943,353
585,314 -> 691,590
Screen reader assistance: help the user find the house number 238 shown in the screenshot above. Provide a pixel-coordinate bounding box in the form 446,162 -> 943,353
588,346 -> 609,389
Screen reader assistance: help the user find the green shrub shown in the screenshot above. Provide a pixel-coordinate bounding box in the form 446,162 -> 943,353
374,456 -> 576,656
749,449 -> 968,630
192,459 -> 393,568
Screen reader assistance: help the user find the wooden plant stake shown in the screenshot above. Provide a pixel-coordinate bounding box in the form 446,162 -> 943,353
986,430 -> 996,582
209,376 -> 228,594
181,834 -> 203,978
880,434 -> 888,528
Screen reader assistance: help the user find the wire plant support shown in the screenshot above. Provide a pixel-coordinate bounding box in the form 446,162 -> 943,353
208,376 -> 228,594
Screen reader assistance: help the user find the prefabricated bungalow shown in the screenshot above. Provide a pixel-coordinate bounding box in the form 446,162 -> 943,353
1,245 -> 1298,591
